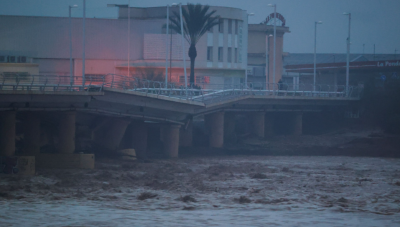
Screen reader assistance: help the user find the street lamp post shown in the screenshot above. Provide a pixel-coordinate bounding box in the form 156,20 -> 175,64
127,0 -> 130,77
246,13 -> 255,88
82,0 -> 86,87
343,12 -> 351,96
313,21 -> 322,92
108,3 -> 130,77
69,5 -> 78,85
178,3 -> 187,90
267,34 -> 273,86
268,4 -> 276,93
165,5 -> 170,88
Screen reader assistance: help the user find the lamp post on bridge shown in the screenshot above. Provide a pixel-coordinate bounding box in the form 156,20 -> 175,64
343,12 -> 351,96
313,21 -> 322,92
69,4 -> 78,85
246,12 -> 255,87
268,3 -> 276,93
82,0 -> 86,88
178,3 -> 187,90
164,4 -> 179,88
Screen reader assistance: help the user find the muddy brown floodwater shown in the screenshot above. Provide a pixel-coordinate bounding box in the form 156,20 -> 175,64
1,155 -> 400,226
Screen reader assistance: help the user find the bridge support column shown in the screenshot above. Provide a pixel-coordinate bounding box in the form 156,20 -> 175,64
101,118 -> 130,152
162,124 -> 181,158
179,121 -> 193,147
24,113 -> 41,155
206,112 -> 224,148
57,111 -> 76,154
0,111 -> 16,156
291,112 -> 303,136
249,112 -> 265,137
265,113 -> 275,136
224,112 -> 236,143
131,120 -> 148,159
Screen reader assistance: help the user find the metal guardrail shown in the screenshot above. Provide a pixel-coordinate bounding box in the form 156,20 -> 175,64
0,73 -> 362,103
0,74 -> 103,92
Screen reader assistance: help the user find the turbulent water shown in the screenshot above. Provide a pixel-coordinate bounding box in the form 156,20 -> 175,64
1,156 -> 400,226
1,200 -> 399,226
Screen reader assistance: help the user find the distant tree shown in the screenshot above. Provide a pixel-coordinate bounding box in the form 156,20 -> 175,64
137,67 -> 164,88
169,3 -> 220,86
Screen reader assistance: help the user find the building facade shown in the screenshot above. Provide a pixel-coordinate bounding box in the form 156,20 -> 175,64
247,12 -> 290,89
0,6 -> 248,88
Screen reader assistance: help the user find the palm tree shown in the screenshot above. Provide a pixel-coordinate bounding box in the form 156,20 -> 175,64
169,3 -> 220,86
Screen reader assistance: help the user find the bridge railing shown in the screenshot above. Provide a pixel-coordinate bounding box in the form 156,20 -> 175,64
0,73 -> 362,101
0,74 -> 104,92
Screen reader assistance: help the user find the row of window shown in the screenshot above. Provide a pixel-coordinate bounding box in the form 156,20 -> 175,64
163,19 -> 240,35
209,19 -> 239,34
179,75 -> 210,84
207,47 -> 238,63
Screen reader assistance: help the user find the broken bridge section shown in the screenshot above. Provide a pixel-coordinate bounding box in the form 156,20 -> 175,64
0,74 -> 362,171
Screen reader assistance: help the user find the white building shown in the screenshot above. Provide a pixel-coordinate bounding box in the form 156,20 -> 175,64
0,6 -> 248,88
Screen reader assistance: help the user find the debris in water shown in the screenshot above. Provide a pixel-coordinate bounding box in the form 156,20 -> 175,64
251,173 -> 267,179
182,206 -> 195,210
137,192 -> 157,200
180,195 -> 197,203
234,196 -> 251,204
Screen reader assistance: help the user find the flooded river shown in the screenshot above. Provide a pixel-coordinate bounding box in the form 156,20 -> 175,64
1,156 -> 400,226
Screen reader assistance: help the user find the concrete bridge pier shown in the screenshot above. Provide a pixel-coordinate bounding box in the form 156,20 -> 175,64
102,118 -> 130,152
161,124 -> 181,158
264,113 -> 275,136
0,111 -> 16,156
57,111 -> 77,153
291,112 -> 303,136
249,112 -> 265,138
224,112 -> 236,143
179,120 -> 193,147
23,113 -> 41,155
205,112 -> 224,148
130,120 -> 148,159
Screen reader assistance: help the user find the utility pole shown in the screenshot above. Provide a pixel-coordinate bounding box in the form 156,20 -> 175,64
343,12 -> 351,96
373,44 -> 376,61
313,21 -> 322,92
82,0 -> 86,87
268,4 -> 277,93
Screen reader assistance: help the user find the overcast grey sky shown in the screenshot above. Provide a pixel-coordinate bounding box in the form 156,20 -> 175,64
1,0 -> 399,54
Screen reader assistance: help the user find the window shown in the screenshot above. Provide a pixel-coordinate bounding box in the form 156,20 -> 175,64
228,19 -> 232,34
218,47 -> 223,62
195,76 -> 210,84
85,74 -> 106,82
218,19 -> 224,33
208,26 -> 213,33
207,47 -> 213,62
179,76 -> 186,84
228,48 -> 232,63
234,48 -> 238,63
235,20 -> 238,34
